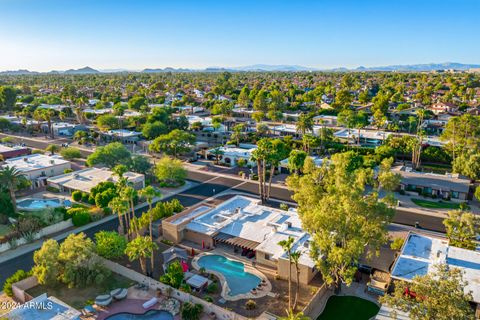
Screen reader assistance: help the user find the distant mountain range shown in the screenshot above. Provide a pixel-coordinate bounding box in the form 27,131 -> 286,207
1,62 -> 480,75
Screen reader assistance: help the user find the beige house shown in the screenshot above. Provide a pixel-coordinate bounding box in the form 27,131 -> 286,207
3,154 -> 71,188
163,195 -> 318,285
47,167 -> 145,193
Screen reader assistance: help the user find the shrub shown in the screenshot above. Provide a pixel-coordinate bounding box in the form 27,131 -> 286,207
181,302 -> 203,320
245,300 -> 257,310
72,190 -> 82,202
206,282 -> 218,294
63,168 -> 73,174
60,147 -> 82,160
204,295 -> 213,303
46,186 -> 60,193
180,283 -> 192,293
67,208 -> 91,226
94,231 -> 127,259
3,269 -> 32,297
279,203 -> 289,211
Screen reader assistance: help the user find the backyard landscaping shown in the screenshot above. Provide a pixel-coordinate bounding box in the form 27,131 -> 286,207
26,273 -> 134,309
318,295 -> 379,320
411,198 -> 466,209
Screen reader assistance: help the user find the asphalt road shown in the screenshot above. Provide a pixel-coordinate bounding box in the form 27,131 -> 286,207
0,133 -> 446,288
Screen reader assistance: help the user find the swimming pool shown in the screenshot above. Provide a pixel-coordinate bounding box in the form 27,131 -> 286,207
17,198 -> 70,211
106,310 -> 173,320
197,254 -> 261,296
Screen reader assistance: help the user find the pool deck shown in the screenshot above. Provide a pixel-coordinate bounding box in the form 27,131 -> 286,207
192,251 -> 272,301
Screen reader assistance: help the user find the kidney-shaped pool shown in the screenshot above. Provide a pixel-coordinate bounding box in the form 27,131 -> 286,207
197,254 -> 261,296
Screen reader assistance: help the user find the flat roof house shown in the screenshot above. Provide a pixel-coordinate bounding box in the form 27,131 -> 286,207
391,232 -> 480,309
0,144 -> 31,160
205,144 -> 257,167
47,167 -> 145,193
101,129 -> 142,144
163,195 -> 319,285
3,154 -> 71,188
3,293 -> 81,320
392,166 -> 471,200
334,129 -> 392,146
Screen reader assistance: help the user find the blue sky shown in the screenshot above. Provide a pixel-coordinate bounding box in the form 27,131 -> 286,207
0,0 -> 478,71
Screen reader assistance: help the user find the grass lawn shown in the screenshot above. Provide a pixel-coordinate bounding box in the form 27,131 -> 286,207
26,273 -> 134,309
411,198 -> 465,209
318,296 -> 379,320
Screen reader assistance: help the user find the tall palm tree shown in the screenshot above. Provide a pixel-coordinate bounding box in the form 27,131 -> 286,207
108,197 -> 128,235
296,113 -> 314,136
278,236 -> 295,311
121,186 -> 137,235
0,166 -> 29,213
290,251 -> 302,311
210,147 -> 224,165
139,185 -> 161,272
279,310 -> 310,320
125,236 -> 158,275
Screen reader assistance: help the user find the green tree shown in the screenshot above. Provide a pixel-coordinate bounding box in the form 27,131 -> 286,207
139,185 -> 161,272
278,236 -> 295,310
210,147 -> 224,165
288,150 -> 307,175
154,156 -> 187,186
86,142 -> 131,168
290,250 -> 302,311
0,86 -> 17,110
142,121 -> 167,140
128,95 -> 147,111
380,264 -> 475,320
160,260 -> 185,289
296,113 -> 314,136
452,151 -> 480,180
149,129 -> 195,158
287,151 -> 394,291
181,302 -> 204,320
130,155 -> 152,175
443,210 -> 479,250
45,144 -> 60,155
96,114 -> 119,130
125,236 -> 158,275
0,166 -> 30,213
32,239 -> 61,286
109,197 -> 129,235
59,147 -> 82,160
94,231 -> 127,259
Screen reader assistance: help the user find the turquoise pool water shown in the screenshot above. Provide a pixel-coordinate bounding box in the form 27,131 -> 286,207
106,310 -> 173,320
197,254 -> 261,296
17,198 -> 70,211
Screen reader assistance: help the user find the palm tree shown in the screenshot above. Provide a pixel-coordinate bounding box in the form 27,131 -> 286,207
0,166 -> 29,213
278,236 -> 295,310
45,144 -> 60,155
109,197 -> 128,235
296,113 -> 314,136
290,251 -> 302,311
125,236 -> 158,275
210,147 -> 224,165
121,186 -> 137,236
139,185 -> 161,272
279,310 -> 310,320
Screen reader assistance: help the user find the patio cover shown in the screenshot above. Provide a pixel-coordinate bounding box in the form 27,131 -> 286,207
213,232 -> 260,250
186,274 -> 209,289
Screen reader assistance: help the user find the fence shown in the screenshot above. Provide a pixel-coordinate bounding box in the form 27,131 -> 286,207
302,284 -> 332,318
11,276 -> 38,304
0,219 -> 73,253
101,257 -> 248,320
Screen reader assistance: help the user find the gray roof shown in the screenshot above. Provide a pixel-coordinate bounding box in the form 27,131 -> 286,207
162,247 -> 188,264
393,166 -> 470,193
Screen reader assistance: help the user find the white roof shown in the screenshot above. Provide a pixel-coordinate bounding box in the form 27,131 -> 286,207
334,129 -> 392,140
104,129 -> 142,137
186,196 -> 315,268
4,154 -> 69,172
391,232 -> 480,303
47,167 -> 144,193
207,145 -> 256,158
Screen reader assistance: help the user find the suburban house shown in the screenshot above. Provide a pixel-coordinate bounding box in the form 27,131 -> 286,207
3,154 -> 71,188
428,102 -> 458,115
4,293 -> 80,320
313,115 -> 338,126
392,166 -> 471,200
47,167 -> 145,193
391,232 -> 480,313
101,129 -> 142,144
0,144 -> 31,160
334,129 -> 392,146
162,195 -> 319,285
205,144 -> 257,167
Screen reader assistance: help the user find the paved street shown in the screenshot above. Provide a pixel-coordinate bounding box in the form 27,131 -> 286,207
0,132 -> 447,288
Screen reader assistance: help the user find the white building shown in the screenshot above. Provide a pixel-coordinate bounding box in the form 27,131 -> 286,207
47,167 -> 145,193
101,129 -> 142,143
4,154 -> 71,188
334,129 -> 392,145
391,232 -> 480,306
313,115 -> 338,126
206,144 -> 257,167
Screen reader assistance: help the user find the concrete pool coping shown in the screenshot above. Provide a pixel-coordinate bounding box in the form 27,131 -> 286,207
192,252 -> 272,301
